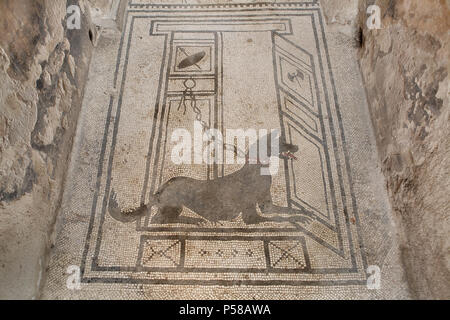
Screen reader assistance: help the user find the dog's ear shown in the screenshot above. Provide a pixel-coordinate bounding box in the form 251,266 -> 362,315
247,133 -> 273,159
109,189 -> 119,210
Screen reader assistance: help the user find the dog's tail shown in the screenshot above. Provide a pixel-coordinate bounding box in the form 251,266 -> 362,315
108,189 -> 156,223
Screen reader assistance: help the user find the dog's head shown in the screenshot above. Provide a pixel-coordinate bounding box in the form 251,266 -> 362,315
279,142 -> 299,160
246,133 -> 299,165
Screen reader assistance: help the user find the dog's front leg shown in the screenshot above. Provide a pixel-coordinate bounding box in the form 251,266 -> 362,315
258,201 -> 314,222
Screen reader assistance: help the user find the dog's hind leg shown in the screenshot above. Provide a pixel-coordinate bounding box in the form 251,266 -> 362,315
150,206 -> 205,225
151,206 -> 182,224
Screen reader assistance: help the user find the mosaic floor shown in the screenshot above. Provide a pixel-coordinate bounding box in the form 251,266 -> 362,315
42,1 -> 411,299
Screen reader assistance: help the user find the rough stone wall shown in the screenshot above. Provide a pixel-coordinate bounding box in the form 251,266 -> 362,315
0,0 -> 94,299
356,0 -> 449,299
88,0 -> 128,30
321,0 -> 449,299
